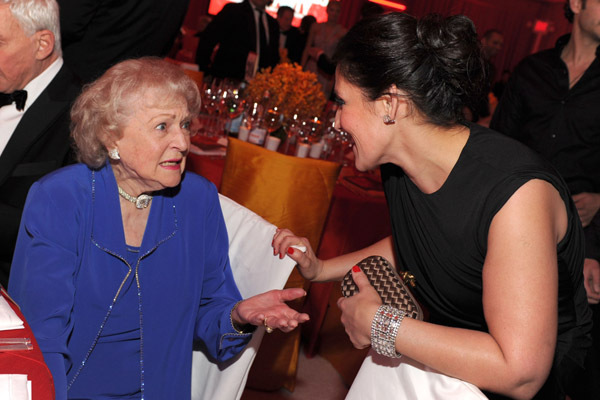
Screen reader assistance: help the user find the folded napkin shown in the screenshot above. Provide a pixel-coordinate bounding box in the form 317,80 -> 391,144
0,297 -> 24,331
0,374 -> 31,400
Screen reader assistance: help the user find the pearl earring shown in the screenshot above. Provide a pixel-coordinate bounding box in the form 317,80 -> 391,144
383,115 -> 395,125
108,148 -> 120,160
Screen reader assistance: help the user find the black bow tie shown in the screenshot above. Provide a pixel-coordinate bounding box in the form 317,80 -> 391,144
0,90 -> 28,111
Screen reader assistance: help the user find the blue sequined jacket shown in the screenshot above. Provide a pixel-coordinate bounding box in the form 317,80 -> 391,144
9,163 -> 251,399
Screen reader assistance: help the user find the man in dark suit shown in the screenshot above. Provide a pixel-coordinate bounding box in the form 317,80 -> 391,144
0,0 -> 80,288
58,0 -> 190,83
196,0 -> 280,81
277,5 -> 302,64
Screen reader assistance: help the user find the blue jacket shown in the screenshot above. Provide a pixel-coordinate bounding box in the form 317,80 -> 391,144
9,163 -> 251,399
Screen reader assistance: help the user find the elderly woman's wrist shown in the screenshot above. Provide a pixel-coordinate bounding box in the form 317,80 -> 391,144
230,300 -> 256,334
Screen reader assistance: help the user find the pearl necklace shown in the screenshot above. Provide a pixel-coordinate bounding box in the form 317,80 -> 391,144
118,186 -> 152,209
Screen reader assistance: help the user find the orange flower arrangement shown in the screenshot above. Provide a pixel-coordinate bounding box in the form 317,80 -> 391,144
246,63 -> 327,121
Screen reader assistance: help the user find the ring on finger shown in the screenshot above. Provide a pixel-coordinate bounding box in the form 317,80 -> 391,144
264,317 -> 274,334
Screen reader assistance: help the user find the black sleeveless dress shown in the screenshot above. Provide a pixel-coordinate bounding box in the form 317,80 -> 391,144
381,124 -> 592,399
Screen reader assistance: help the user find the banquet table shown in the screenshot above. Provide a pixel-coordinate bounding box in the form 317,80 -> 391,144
0,288 -> 54,400
186,139 -> 392,385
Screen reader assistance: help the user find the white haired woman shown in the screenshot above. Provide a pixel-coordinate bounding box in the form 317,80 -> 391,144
8,57 -> 309,399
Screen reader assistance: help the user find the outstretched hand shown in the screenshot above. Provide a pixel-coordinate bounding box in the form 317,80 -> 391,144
272,228 -> 323,281
233,288 -> 310,333
336,266 -> 381,349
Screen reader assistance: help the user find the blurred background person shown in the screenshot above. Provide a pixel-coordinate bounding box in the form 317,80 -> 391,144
8,57 -> 309,399
481,29 -> 505,72
469,28 -> 504,125
294,14 -> 316,64
491,68 -> 511,100
301,0 -> 347,98
304,1 -> 386,77
277,5 -> 302,64
0,0 -> 80,288
196,0 -> 279,81
57,0 -> 190,83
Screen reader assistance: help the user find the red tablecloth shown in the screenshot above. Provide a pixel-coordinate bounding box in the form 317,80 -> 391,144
0,288 -> 54,400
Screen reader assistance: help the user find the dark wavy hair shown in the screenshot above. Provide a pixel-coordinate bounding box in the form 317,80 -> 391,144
333,13 -> 486,127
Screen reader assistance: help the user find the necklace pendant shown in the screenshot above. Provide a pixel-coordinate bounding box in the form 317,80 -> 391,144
135,195 -> 152,209
118,186 -> 152,209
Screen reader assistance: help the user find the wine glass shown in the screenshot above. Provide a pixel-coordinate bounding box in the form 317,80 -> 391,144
222,84 -> 246,137
282,112 -> 300,155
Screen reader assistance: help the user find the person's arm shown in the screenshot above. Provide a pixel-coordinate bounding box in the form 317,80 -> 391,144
338,179 -> 564,399
8,182 -> 80,400
300,24 -> 318,68
489,66 -> 526,140
584,258 -> 600,304
232,288 -> 309,331
195,6 -> 232,72
316,52 -> 336,76
273,231 -> 396,282
194,186 -> 308,361
573,192 -> 600,228
0,202 -> 21,266
583,212 -> 600,303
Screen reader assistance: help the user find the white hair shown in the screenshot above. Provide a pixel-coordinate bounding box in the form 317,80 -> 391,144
2,0 -> 61,56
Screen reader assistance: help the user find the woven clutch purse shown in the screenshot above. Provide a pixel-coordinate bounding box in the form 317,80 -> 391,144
341,255 -> 424,321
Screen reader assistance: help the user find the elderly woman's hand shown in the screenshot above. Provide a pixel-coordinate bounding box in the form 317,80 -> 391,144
232,288 -> 310,333
272,228 -> 323,281
336,266 -> 382,349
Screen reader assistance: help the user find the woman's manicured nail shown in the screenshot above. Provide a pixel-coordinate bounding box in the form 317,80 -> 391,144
287,247 -> 294,255
352,265 -> 360,273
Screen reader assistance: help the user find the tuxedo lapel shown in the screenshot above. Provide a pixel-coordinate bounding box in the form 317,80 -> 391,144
0,65 -> 79,186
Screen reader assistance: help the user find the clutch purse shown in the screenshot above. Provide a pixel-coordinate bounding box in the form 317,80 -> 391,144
341,255 -> 424,321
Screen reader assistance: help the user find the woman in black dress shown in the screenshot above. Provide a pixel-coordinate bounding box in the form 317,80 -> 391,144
273,13 -> 591,400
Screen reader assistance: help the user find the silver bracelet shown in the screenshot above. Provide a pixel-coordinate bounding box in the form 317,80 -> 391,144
371,304 -> 405,358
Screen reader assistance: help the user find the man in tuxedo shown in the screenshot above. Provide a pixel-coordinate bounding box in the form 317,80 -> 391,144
57,0 -> 190,83
277,5 -> 302,64
0,0 -> 80,288
196,0 -> 280,81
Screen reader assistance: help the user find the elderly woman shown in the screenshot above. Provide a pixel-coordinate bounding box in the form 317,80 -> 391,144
8,57 -> 309,399
274,13 -> 592,400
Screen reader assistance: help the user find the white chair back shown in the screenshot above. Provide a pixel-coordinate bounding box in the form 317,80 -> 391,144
191,194 -> 296,400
